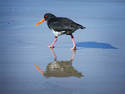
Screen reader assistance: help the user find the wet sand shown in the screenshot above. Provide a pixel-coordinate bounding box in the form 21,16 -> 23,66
0,0 -> 125,94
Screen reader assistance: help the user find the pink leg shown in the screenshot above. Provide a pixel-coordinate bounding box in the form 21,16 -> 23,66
48,36 -> 58,48
71,34 -> 76,50
71,50 -> 76,60
50,48 -> 57,61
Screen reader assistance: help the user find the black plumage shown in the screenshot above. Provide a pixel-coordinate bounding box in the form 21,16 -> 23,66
44,13 -> 85,35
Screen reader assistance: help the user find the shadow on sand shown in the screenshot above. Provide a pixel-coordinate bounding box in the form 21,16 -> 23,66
76,41 -> 118,49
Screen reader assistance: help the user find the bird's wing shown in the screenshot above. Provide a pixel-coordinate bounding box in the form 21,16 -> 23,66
48,18 -> 77,32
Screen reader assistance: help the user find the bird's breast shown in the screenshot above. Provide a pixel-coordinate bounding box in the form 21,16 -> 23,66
51,29 -> 65,36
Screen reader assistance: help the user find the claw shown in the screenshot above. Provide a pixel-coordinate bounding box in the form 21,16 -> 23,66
48,46 -> 55,48
71,47 -> 76,50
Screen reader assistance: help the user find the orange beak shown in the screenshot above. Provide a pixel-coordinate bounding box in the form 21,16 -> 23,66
36,18 -> 45,26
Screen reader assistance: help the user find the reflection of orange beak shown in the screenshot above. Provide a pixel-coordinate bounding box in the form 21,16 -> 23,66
36,18 -> 45,26
34,64 -> 44,75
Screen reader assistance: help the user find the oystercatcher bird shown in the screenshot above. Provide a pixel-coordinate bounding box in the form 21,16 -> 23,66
36,13 -> 85,50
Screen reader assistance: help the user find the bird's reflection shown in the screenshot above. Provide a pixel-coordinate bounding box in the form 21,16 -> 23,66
34,48 -> 83,78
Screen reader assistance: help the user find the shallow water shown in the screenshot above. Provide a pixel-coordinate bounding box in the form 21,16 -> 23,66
0,0 -> 125,94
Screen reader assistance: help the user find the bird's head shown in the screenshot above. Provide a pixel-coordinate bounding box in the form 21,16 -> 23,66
36,13 -> 56,26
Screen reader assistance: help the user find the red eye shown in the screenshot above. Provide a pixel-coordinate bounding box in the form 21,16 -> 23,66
45,16 -> 47,17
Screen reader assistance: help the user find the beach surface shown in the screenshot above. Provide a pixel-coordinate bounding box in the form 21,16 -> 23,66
0,0 -> 125,94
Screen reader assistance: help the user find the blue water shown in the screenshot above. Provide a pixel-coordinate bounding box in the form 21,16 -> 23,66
0,0 -> 125,94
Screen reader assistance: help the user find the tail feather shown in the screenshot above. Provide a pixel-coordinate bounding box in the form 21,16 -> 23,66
77,24 -> 86,29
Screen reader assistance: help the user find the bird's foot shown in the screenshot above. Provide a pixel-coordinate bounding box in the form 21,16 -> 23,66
48,45 -> 55,48
71,46 -> 77,50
